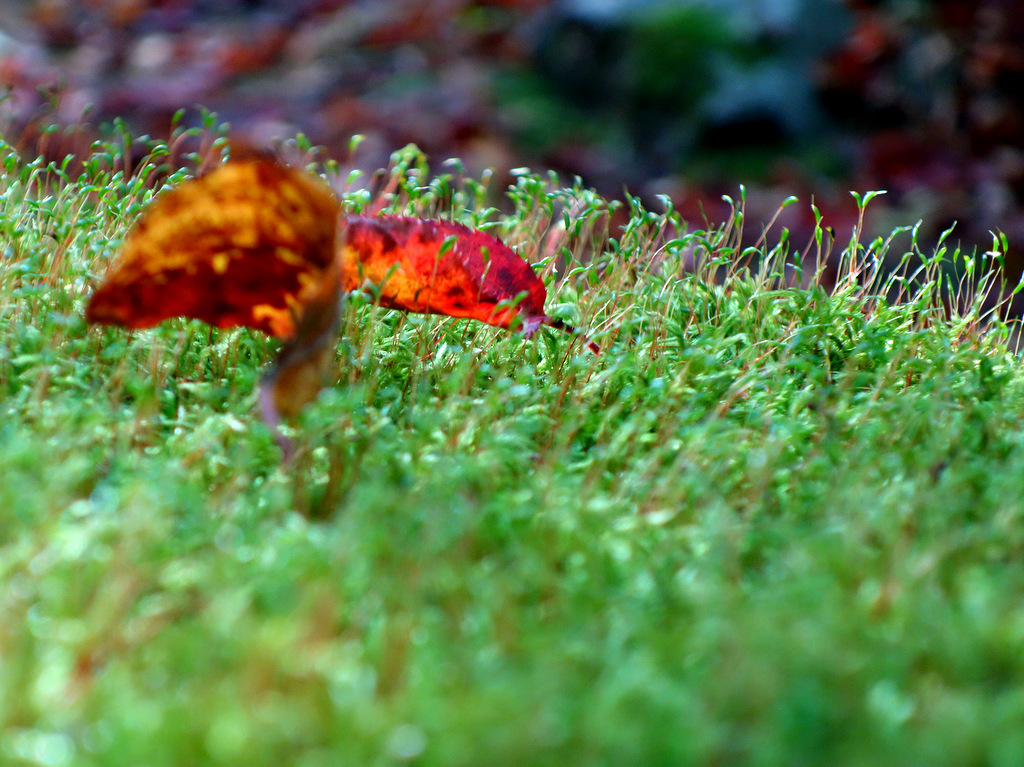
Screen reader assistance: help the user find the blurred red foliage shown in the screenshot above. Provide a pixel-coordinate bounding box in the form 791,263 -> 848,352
1,0 -> 1022,261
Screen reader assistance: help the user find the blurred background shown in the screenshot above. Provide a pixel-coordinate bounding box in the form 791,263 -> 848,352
1,0 -> 1022,256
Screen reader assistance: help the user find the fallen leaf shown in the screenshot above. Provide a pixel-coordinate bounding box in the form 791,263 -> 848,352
87,156 -> 343,457
86,156 -> 340,339
340,215 -> 599,352
86,156 -> 598,457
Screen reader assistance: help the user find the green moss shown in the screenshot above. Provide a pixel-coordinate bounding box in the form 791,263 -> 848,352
1,131 -> 1023,766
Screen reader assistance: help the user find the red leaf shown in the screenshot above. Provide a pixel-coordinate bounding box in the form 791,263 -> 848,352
85,157 -> 598,456
340,215 -> 598,351
86,158 -> 340,339
86,156 -> 343,456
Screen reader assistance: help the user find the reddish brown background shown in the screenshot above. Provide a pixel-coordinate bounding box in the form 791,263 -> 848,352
2,0 -> 1022,260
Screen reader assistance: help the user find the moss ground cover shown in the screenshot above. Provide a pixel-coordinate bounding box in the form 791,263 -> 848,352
3,126 -> 1024,766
